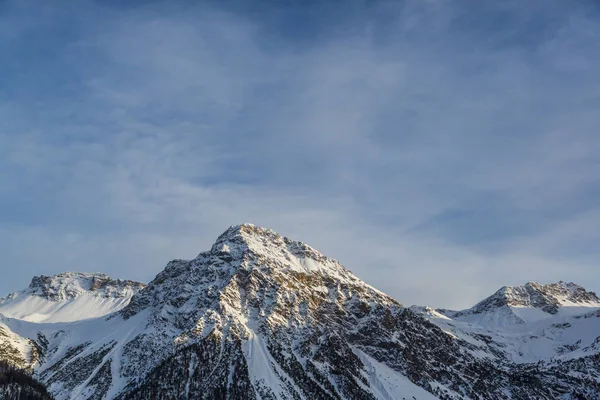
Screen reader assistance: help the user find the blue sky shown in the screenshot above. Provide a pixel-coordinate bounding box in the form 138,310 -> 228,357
1,0 -> 599,308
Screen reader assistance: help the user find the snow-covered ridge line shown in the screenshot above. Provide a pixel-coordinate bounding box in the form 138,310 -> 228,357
0,272 -> 145,323
209,224 -> 332,264
26,272 -> 146,301
454,280 -> 600,320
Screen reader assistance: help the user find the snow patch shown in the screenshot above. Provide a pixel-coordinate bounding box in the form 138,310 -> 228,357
353,347 -> 438,400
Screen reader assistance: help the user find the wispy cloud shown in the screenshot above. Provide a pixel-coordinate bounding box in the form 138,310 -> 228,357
1,0 -> 599,308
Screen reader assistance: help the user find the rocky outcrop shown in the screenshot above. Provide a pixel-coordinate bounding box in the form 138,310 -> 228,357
456,281 -> 600,318
24,273 -> 146,302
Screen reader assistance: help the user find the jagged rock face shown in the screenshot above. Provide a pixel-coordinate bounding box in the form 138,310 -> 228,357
456,281 -> 600,318
123,224 -> 399,323
0,224 -> 599,399
0,272 -> 146,323
118,332 -> 255,400
0,327 -> 29,370
0,317 -> 41,371
115,225 -> 430,399
25,273 -> 146,302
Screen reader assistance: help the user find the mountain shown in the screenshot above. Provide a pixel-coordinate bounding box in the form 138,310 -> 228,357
414,281 -> 600,397
0,224 -> 599,399
451,281 -> 600,329
0,273 -> 146,374
420,281 -> 600,364
0,272 -> 146,323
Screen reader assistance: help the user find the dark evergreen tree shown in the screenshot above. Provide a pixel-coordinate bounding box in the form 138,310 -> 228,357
0,362 -> 55,400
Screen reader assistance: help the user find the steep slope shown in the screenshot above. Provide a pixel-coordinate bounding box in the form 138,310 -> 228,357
414,282 -> 600,397
116,225 -> 444,399
0,273 -> 146,323
0,272 -> 146,387
418,282 -> 600,364
0,315 -> 41,370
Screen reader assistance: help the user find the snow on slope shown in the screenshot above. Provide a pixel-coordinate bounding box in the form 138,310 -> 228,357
412,281 -> 600,365
453,281 -> 600,330
242,322 -> 307,400
0,273 -> 145,323
0,315 -> 37,369
353,348 -> 438,400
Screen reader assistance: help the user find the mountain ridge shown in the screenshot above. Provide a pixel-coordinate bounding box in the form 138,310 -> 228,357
462,280 -> 600,314
0,272 -> 145,323
0,224 -> 598,399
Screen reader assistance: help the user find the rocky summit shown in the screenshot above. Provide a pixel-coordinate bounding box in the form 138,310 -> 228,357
0,224 -> 599,399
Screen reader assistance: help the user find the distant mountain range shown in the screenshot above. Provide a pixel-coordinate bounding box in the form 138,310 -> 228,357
1,224 -> 598,399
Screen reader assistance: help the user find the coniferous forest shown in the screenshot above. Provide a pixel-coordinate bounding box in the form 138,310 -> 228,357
0,362 -> 54,400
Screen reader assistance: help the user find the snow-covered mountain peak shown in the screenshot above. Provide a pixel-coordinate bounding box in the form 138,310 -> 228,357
451,281 -> 600,330
471,281 -> 600,315
23,272 -> 146,301
123,224 -> 395,325
524,281 -> 600,305
0,272 -> 145,323
209,223 -> 329,264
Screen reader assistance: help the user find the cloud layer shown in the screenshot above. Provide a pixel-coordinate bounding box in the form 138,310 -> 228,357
1,0 -> 599,308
